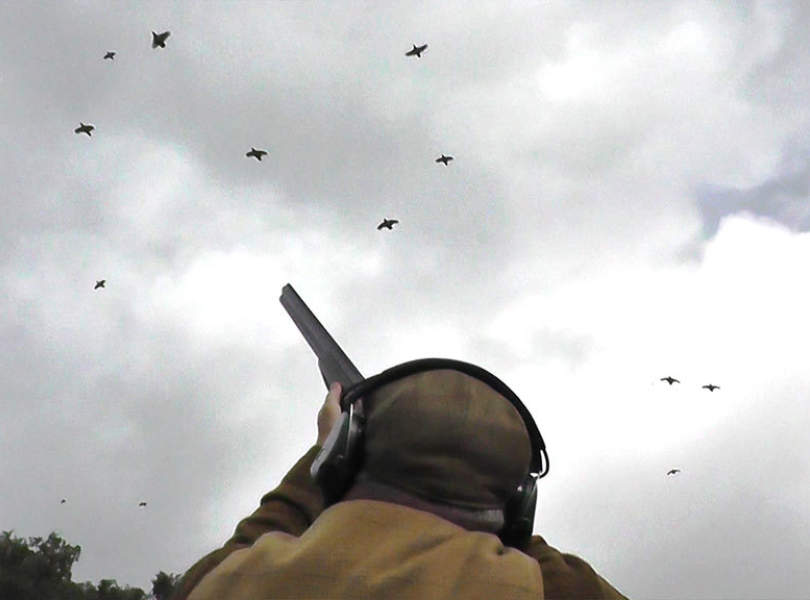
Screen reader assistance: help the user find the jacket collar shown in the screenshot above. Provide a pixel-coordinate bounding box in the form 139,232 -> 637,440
342,474 -> 505,533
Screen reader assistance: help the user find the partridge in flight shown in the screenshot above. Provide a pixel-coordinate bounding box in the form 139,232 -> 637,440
436,154 -> 453,166
660,376 -> 680,385
377,218 -> 399,230
405,44 -> 428,58
246,147 -> 268,161
75,123 -> 94,136
152,31 -> 171,48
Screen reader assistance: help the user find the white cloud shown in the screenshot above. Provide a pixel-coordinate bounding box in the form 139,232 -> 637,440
486,214 -> 810,464
5,3 -> 810,598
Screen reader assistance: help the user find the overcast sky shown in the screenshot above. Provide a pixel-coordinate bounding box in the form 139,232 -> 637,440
2,2 -> 810,598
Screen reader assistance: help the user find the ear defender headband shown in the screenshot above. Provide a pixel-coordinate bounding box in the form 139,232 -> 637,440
310,358 -> 550,550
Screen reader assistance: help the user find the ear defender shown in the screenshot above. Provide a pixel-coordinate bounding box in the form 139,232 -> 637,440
501,474 -> 539,550
308,358 -> 548,550
310,402 -> 365,506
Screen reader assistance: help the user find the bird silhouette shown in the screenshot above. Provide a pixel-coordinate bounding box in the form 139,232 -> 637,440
74,123 -> 94,136
152,31 -> 171,48
667,469 -> 681,476
94,280 -> 105,289
138,501 -> 147,507
60,499 -> 66,504
377,218 -> 399,230
702,384 -> 720,392
103,51 -> 116,60
246,147 -> 268,161
436,154 -> 453,165
405,43 -> 428,58
660,376 -> 680,385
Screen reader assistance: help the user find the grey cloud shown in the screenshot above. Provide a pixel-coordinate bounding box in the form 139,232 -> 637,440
695,141 -> 810,238
467,328 -> 594,374
4,2 -> 810,596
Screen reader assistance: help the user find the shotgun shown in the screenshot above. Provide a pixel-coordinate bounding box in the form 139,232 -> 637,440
279,283 -> 364,391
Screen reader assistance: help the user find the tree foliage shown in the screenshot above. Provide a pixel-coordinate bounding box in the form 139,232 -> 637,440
0,530 -> 180,600
151,571 -> 181,600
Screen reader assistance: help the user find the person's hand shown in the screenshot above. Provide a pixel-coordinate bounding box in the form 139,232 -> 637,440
316,382 -> 343,447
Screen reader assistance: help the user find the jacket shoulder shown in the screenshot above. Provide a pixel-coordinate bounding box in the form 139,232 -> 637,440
524,536 -> 628,600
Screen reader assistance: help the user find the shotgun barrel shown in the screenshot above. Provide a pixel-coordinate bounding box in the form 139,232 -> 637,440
279,283 -> 364,391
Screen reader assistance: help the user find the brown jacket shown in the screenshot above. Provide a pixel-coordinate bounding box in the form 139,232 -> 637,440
172,446 -> 627,600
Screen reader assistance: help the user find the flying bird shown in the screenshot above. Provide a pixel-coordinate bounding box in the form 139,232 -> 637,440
246,147 -> 268,161
152,30 -> 171,48
405,43 -> 428,58
660,376 -> 680,385
702,384 -> 720,392
74,122 -> 94,136
667,469 -> 681,476
138,501 -> 147,507
435,154 -> 453,165
94,280 -> 105,289
60,499 -> 66,504
103,51 -> 115,60
377,218 -> 399,230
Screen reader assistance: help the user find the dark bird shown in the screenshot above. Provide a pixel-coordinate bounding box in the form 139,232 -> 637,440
405,43 -> 428,58
377,218 -> 399,230
103,51 -> 116,60
138,501 -> 147,507
436,154 -> 453,165
74,122 -> 94,136
94,280 -> 105,289
60,499 -> 66,504
246,147 -> 268,161
702,384 -> 720,392
667,469 -> 681,476
660,376 -> 680,385
152,30 -> 171,48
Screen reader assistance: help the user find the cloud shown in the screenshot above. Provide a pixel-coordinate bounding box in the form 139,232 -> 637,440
697,141 -> 810,237
3,3 -> 810,597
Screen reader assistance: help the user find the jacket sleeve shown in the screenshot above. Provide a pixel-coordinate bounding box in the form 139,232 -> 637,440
525,535 -> 629,600
170,445 -> 325,600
